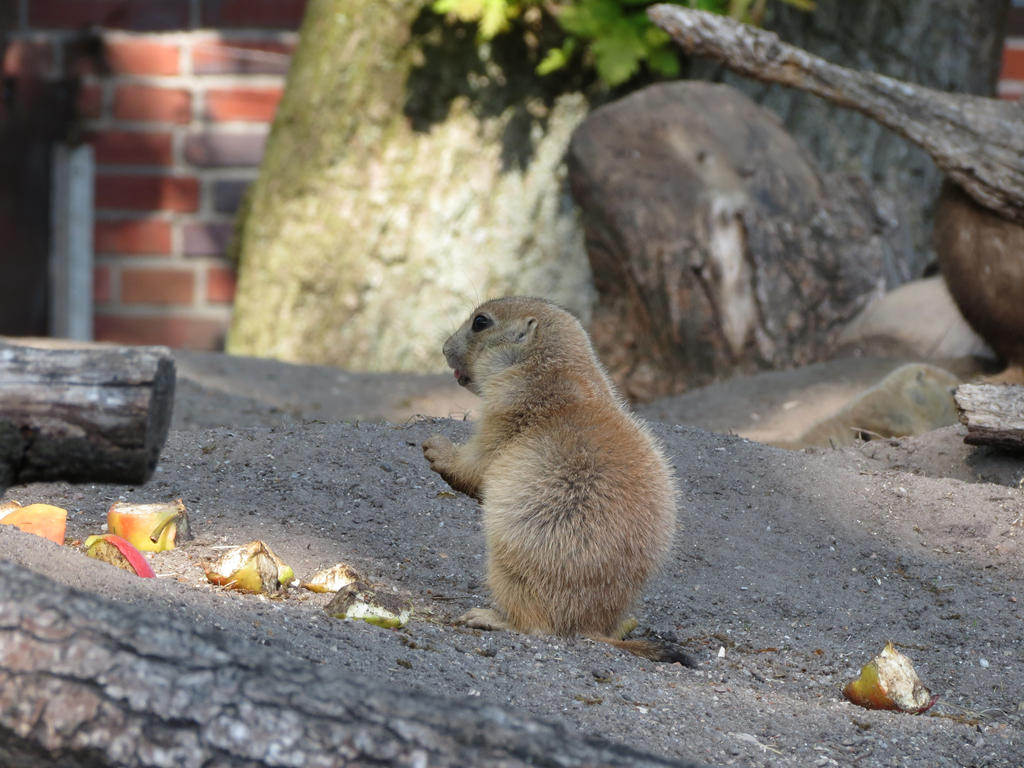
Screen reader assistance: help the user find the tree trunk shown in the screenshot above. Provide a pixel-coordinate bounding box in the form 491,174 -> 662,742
227,0 -> 595,373
684,0 -> 1010,283
0,341 -> 175,488
0,559 -> 703,768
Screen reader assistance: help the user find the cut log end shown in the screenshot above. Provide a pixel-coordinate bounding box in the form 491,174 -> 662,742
954,383 -> 1024,451
0,341 -> 176,488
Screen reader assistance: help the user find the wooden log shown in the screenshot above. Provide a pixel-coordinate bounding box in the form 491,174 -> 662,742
0,557 -> 704,768
0,340 -> 175,488
954,383 -> 1024,450
647,5 -> 1024,223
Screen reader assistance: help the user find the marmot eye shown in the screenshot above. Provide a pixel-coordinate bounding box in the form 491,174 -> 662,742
471,314 -> 493,332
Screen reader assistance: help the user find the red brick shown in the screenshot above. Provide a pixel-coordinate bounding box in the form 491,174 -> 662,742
94,313 -> 228,349
88,130 -> 173,165
94,218 -> 172,253
205,87 -> 282,122
95,174 -> 199,212
114,83 -> 191,123
3,40 -> 54,78
1001,45 -> 1024,82
192,38 -> 294,75
201,0 -> 308,29
120,267 -> 195,305
77,83 -> 104,118
104,38 -> 180,75
206,265 -> 237,303
184,129 -> 267,167
183,221 -> 234,256
93,265 -> 112,303
30,1 -> 190,31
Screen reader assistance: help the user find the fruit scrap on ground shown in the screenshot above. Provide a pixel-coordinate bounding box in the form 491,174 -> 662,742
205,540 -> 294,594
0,501 -> 68,545
107,498 -> 191,552
843,642 -> 937,714
84,534 -> 156,578
325,583 -> 411,628
303,562 -> 362,593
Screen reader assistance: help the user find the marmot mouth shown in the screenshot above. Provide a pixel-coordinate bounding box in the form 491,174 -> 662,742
453,369 -> 471,387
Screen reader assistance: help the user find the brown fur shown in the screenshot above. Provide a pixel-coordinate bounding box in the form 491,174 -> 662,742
423,297 -> 692,665
936,181 -> 1024,382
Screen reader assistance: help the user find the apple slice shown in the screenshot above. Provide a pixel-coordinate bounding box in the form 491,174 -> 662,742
205,541 -> 294,594
303,562 -> 362,593
84,534 -> 156,578
107,499 -> 191,552
325,583 -> 411,628
843,642 -> 937,714
0,501 -> 68,545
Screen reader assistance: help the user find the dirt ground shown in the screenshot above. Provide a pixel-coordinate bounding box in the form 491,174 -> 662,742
3,349 -> 1024,767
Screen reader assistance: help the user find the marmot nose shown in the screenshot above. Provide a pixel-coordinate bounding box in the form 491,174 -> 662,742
442,345 -> 460,371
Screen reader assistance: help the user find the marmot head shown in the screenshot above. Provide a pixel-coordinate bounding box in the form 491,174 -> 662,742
442,297 -> 587,395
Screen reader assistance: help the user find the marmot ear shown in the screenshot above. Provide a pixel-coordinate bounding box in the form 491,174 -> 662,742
514,317 -> 537,343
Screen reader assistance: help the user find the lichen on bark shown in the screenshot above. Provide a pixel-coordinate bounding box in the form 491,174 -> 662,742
227,0 -> 595,371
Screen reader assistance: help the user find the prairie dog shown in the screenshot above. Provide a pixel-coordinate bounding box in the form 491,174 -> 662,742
423,297 -> 692,664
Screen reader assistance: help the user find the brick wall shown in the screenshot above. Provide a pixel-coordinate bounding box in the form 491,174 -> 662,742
4,0 -> 305,349
1,0 -> 1022,350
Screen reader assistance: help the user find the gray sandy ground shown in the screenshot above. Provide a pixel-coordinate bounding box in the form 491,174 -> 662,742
3,350 -> 1024,767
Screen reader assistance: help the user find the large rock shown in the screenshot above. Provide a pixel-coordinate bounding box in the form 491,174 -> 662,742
569,81 -> 898,401
836,276 -> 994,364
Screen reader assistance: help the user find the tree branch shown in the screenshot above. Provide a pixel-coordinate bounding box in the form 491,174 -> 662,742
648,5 -> 1024,223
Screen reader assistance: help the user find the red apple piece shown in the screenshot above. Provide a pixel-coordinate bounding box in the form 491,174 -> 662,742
84,534 -> 156,578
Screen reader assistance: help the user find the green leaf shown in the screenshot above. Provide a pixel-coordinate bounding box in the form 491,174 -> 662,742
431,0 -> 483,21
478,0 -> 511,39
557,0 -> 621,38
643,23 -> 671,47
590,16 -> 646,86
645,44 -> 680,77
430,0 -> 813,89
536,38 -> 577,75
536,47 -> 568,75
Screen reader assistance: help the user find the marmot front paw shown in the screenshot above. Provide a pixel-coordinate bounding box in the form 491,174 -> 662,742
422,434 -> 456,476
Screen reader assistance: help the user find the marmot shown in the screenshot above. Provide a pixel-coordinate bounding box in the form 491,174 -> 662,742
423,297 -> 693,664
935,181 -> 1024,383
